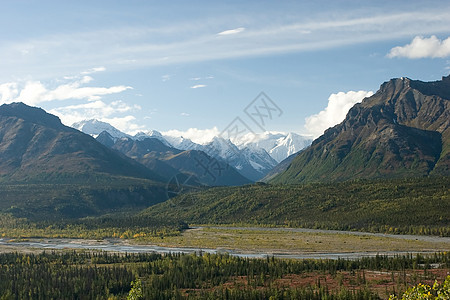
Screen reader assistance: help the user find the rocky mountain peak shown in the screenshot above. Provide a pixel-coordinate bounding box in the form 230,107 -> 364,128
271,75 -> 450,183
0,102 -> 66,130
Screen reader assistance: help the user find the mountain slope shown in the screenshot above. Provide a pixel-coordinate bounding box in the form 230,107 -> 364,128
141,176 -> 450,235
0,103 -> 170,220
0,102 -> 163,183
272,75 -> 450,183
163,150 -> 252,186
74,120 -> 284,181
237,132 -> 312,162
200,137 -> 278,181
261,152 -> 300,182
101,136 -> 252,186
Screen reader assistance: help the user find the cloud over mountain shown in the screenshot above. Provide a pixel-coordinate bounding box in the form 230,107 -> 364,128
304,90 -> 373,138
0,69 -> 143,134
162,127 -> 220,145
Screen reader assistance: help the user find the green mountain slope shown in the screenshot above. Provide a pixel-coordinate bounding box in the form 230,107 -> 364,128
0,103 -> 169,219
141,176 -> 450,235
271,76 -> 450,184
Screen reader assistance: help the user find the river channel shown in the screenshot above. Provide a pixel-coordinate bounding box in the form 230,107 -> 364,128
1,226 -> 448,260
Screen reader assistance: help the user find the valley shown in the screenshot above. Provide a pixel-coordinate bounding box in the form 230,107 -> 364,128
3,0 -> 450,298
2,226 -> 448,258
0,75 -> 449,299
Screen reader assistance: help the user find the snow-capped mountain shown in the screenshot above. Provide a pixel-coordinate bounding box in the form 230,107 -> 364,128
266,132 -> 312,162
186,137 -> 278,181
133,130 -> 172,147
236,132 -> 312,162
72,119 -> 310,181
72,119 -> 130,140
163,136 -> 203,151
72,119 -> 172,147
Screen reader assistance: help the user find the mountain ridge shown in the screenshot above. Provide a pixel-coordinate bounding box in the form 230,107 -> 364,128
0,102 -> 164,183
72,120 -> 312,180
97,134 -> 252,186
271,75 -> 450,183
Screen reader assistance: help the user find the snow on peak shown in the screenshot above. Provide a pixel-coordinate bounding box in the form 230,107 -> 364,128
234,131 -> 312,162
72,119 -> 129,140
163,135 -> 202,151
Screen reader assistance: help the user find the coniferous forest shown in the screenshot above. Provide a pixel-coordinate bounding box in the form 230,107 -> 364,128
0,251 -> 448,299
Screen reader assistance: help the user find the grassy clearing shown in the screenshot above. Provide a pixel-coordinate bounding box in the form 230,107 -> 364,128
131,226 -> 450,254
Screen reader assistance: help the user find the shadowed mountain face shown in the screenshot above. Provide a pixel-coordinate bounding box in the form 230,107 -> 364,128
100,135 -> 252,186
0,102 -> 163,183
272,75 -> 450,183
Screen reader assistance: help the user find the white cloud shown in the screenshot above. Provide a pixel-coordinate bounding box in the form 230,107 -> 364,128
304,90 -> 373,138
190,76 -> 214,81
0,76 -> 132,106
163,127 -> 220,144
0,82 -> 19,102
103,116 -> 145,134
161,74 -> 171,82
0,70 -> 143,135
80,66 -> 106,75
190,84 -> 206,89
50,100 -> 143,134
180,112 -> 190,116
387,35 -> 450,59
217,27 -> 245,36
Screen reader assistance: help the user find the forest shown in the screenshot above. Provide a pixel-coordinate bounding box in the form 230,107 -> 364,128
143,176 -> 450,236
0,176 -> 448,241
0,251 -> 448,299
0,213 -> 187,240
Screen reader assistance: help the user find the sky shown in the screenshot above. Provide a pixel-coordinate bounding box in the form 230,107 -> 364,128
0,0 -> 450,143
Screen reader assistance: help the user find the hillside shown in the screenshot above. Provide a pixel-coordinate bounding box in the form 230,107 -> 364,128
0,103 -> 164,183
261,152 -> 300,182
0,103 -> 169,219
0,181 -> 168,220
141,176 -> 450,236
271,75 -> 450,183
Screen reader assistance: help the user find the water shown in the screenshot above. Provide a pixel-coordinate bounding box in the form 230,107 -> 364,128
1,224 -> 448,260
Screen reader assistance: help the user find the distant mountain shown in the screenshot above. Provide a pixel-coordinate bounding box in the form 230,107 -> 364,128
133,130 -> 172,147
162,149 -> 252,186
163,135 -> 203,151
72,119 -> 130,140
237,132 -> 312,163
73,120 -> 308,181
73,120 -> 173,147
161,136 -> 277,181
272,75 -> 450,183
98,135 -> 251,186
0,103 -> 163,183
197,137 -> 278,181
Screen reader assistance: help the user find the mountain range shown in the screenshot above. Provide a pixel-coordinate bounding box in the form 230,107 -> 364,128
0,74 -> 449,221
96,131 -> 251,186
73,119 -> 312,181
271,75 -> 450,183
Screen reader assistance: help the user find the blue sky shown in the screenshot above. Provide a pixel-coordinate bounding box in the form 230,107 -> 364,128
1,0 -> 450,142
